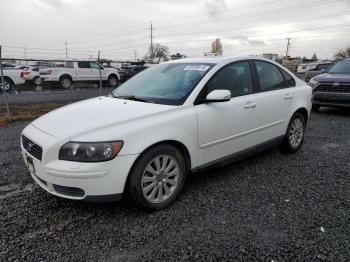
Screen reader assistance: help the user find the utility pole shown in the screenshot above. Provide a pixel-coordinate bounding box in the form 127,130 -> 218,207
97,50 -> 102,96
23,46 -> 27,64
65,39 -> 68,59
0,45 -> 11,121
285,38 -> 291,58
149,22 -> 154,61
133,50 -> 137,61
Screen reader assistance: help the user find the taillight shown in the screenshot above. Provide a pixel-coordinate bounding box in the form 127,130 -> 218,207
47,69 -> 52,75
20,71 -> 24,78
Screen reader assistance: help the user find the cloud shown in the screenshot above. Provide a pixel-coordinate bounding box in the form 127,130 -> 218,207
229,36 -> 266,47
32,0 -> 69,11
205,0 -> 228,19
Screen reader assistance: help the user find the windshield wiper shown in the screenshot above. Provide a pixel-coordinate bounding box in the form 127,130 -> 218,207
114,95 -> 149,103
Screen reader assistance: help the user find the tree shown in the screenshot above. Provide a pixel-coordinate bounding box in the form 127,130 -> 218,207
311,53 -> 318,61
211,38 -> 222,56
147,43 -> 169,63
334,47 -> 350,60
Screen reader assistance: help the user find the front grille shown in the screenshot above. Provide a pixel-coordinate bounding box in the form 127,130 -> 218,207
22,135 -> 43,161
53,185 -> 85,197
315,83 -> 350,93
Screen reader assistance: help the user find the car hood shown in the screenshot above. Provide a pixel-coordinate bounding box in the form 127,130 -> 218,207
31,97 -> 174,138
314,73 -> 350,83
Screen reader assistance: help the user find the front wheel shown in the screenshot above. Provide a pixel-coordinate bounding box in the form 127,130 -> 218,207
280,113 -> 306,153
312,104 -> 320,111
59,76 -> 72,89
126,144 -> 186,211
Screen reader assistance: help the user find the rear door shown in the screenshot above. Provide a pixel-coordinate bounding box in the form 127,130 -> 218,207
76,61 -> 92,81
89,62 -> 102,80
250,60 -> 295,141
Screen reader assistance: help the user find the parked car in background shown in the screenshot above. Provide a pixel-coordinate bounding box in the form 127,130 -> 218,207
0,68 -> 25,93
309,59 -> 350,110
2,63 -> 16,69
39,61 -> 120,89
21,57 -> 311,210
119,65 -> 147,82
297,63 -> 307,74
304,62 -> 334,82
18,66 -> 42,87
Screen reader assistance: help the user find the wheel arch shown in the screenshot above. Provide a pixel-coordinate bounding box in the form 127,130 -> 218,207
294,107 -> 309,124
126,140 -> 192,181
59,74 -> 73,82
108,73 -> 119,81
3,76 -> 15,86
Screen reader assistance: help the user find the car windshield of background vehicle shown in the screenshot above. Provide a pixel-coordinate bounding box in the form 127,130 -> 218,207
112,63 -> 215,105
328,60 -> 350,74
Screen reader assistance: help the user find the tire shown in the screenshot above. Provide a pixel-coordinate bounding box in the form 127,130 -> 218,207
59,76 -> 72,89
0,78 -> 13,91
126,144 -> 187,211
280,112 -> 306,153
312,104 -> 320,111
33,76 -> 42,86
108,75 -> 119,87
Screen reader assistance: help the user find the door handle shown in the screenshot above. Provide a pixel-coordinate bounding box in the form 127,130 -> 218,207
244,102 -> 257,109
284,94 -> 293,100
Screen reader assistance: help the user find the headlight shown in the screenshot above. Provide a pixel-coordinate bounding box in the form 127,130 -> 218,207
308,78 -> 319,88
59,141 -> 123,162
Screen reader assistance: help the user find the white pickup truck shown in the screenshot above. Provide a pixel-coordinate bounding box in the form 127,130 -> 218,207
1,69 -> 25,92
39,61 -> 120,89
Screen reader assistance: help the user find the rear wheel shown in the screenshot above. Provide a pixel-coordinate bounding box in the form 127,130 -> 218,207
126,144 -> 186,211
59,76 -> 72,89
0,78 -> 13,91
33,76 -> 42,86
108,75 -> 119,87
280,112 -> 305,153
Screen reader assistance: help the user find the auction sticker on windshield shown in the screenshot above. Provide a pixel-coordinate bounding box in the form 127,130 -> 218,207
184,65 -> 210,71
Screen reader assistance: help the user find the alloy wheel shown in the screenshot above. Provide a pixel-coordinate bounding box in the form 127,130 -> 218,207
141,155 -> 180,204
289,117 -> 304,149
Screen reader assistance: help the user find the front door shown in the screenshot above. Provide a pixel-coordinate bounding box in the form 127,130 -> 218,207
195,61 -> 261,166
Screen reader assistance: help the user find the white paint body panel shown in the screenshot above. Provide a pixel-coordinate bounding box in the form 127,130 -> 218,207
22,56 -> 312,200
39,62 -> 119,83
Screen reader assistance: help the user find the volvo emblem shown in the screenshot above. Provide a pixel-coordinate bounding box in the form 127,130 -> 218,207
26,142 -> 34,152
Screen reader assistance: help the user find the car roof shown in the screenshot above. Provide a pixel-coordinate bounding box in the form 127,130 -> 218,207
166,56 -> 275,65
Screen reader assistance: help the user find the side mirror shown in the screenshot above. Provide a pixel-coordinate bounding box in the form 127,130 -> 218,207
205,89 -> 231,102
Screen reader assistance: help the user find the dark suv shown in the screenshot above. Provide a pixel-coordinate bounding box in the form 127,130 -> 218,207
309,59 -> 350,110
119,65 -> 146,82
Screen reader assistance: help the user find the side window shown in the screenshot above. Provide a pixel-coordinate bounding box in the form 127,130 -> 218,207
206,62 -> 254,97
255,61 -> 285,91
89,62 -> 101,69
78,62 -> 90,68
281,69 -> 296,87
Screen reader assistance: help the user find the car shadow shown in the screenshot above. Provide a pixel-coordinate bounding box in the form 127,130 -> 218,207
316,107 -> 350,116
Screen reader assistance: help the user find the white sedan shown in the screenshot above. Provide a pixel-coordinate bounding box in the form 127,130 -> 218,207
21,57 -> 312,210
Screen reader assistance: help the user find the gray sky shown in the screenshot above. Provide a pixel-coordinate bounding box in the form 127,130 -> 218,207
1,0 -> 350,60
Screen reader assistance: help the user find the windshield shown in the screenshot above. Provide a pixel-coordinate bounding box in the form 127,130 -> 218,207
112,63 -> 215,105
328,60 -> 350,74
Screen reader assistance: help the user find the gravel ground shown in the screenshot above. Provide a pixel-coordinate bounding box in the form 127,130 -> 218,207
0,87 -> 114,105
0,108 -> 349,261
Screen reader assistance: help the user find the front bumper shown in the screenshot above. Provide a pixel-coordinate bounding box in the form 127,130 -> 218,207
21,124 -> 139,201
313,92 -> 350,108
